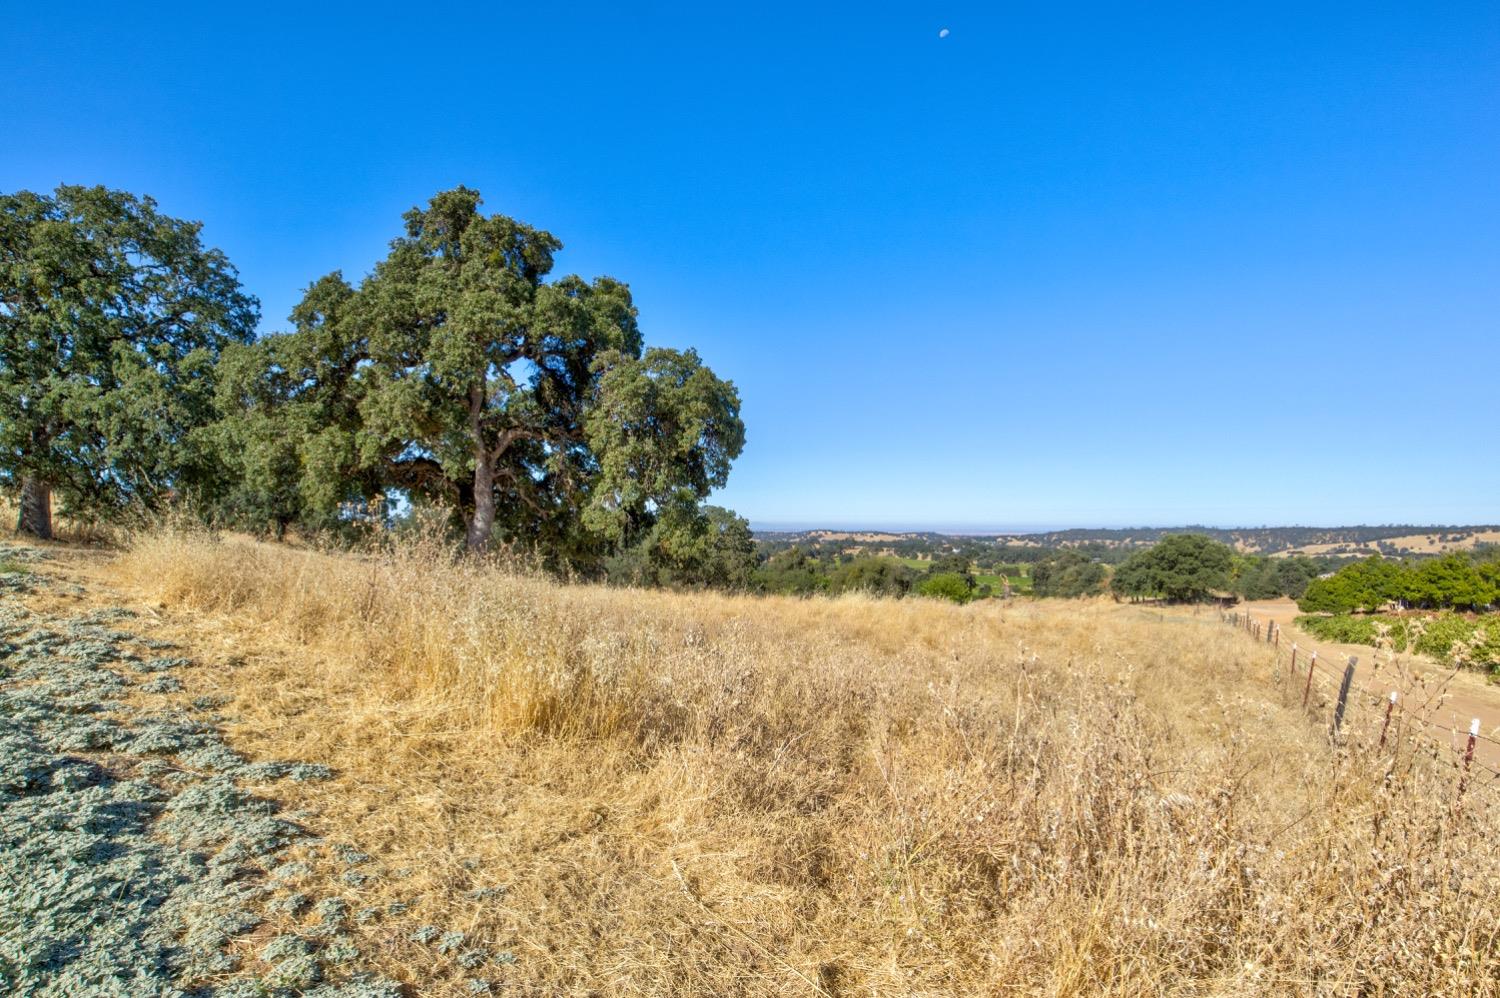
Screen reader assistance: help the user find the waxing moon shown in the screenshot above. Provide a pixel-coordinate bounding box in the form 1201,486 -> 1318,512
939,27 -> 950,38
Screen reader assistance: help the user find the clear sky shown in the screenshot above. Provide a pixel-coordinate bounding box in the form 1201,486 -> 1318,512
5,3 -> 1498,530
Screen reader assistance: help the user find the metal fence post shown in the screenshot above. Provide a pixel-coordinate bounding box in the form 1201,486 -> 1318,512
1303,651 -> 1318,708
1458,718 -> 1480,800
1378,691 -> 1397,749
1331,656 -> 1357,736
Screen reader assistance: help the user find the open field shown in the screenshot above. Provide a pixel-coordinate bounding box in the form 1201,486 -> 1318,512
975,571 -> 1032,594
9,530 -> 1500,995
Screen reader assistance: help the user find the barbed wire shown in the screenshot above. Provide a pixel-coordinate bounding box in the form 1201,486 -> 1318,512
1225,610 -> 1500,793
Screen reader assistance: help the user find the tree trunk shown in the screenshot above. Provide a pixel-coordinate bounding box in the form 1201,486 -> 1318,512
16,476 -> 53,541
466,456 -> 495,554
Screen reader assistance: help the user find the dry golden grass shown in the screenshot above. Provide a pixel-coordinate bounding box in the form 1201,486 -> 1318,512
93,529 -> 1500,996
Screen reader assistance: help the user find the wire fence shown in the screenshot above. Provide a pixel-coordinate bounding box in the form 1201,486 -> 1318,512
1222,609 -> 1500,803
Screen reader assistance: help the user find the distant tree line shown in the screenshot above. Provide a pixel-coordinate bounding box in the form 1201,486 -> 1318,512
2,184 -> 746,584
1008,524 -> 1500,556
747,535 -> 1338,605
754,548 -> 997,603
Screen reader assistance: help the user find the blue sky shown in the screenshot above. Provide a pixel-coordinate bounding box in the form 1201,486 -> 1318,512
5,3 -> 1498,530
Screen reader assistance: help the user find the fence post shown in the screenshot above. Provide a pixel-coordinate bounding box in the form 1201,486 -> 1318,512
1303,651 -> 1318,708
1290,643 -> 1298,678
1457,718 -> 1480,800
1378,691 -> 1397,749
1331,656 -> 1357,736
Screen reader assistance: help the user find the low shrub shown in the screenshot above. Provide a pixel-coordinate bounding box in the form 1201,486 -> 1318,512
1295,612 -> 1499,671
915,572 -> 973,604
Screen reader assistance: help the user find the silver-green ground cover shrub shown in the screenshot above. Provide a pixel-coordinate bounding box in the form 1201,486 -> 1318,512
0,544 -> 46,593
142,674 -> 186,693
332,845 -> 370,866
464,886 -> 506,901
0,574 -> 403,998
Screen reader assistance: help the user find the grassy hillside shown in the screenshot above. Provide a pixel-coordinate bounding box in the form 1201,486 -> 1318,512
97,530 -> 1500,995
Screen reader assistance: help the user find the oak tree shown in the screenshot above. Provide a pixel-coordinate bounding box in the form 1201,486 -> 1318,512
0,186 -> 257,538
1110,533 -> 1233,603
216,188 -> 744,559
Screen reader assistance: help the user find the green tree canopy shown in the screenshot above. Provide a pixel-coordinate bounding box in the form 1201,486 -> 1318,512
1110,533 -> 1233,603
604,502 -> 756,590
1406,554 -> 1497,611
754,545 -> 831,596
925,553 -> 972,578
1032,550 -> 1107,598
827,557 -> 917,597
213,187 -> 744,559
1299,553 -> 1500,614
0,185 -> 258,537
1297,557 -> 1409,614
1230,554 -> 1324,601
210,274 -> 372,535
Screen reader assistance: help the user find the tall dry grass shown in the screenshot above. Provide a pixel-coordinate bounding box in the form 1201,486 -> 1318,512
107,529 -> 1500,996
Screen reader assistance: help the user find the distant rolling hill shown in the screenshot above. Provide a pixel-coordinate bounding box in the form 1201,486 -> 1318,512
754,525 -> 1500,561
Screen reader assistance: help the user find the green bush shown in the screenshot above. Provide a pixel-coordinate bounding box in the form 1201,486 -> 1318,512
1294,612 -> 1498,671
1295,614 -> 1380,646
1411,615 -> 1483,662
917,572 -> 973,604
